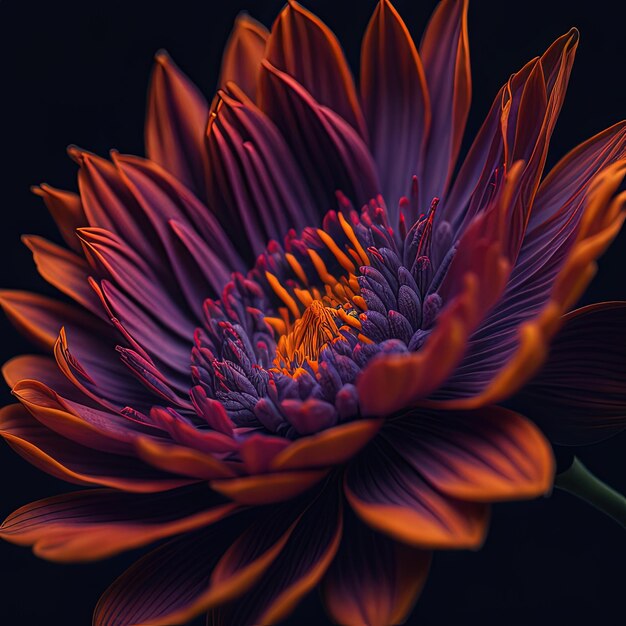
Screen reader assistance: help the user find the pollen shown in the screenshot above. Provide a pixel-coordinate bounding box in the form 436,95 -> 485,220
273,300 -> 343,374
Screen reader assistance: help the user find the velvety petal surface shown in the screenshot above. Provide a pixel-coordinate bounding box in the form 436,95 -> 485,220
515,302 -> 626,444
345,436 -> 489,549
360,0 -> 430,216
0,486 -> 236,562
322,518 -> 431,626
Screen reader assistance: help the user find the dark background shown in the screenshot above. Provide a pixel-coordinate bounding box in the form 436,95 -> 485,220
0,0 -> 625,624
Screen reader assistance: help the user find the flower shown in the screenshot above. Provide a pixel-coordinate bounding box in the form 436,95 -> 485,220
1,0 -> 625,624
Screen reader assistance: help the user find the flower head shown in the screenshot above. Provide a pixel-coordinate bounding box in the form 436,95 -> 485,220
2,1 -> 626,624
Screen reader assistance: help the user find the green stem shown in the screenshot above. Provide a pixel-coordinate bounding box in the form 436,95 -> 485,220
555,457 -> 626,529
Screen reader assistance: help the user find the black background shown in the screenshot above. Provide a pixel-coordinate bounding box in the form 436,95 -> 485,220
1,1 -> 625,624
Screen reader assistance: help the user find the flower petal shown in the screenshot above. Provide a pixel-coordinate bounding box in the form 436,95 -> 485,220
219,13 -> 268,99
270,418 -> 382,471
12,377 -> 154,455
135,436 -> 237,480
21,235 -> 103,317
515,302 -> 626,445
419,0 -> 471,204
0,487 -> 236,562
207,483 -> 342,625
145,51 -> 209,196
31,184 -> 86,253
357,162 -> 525,415
361,0 -> 430,214
210,469 -> 328,505
258,59 -> 380,211
0,405 -> 188,492
345,436 -> 489,549
0,290 -> 111,351
95,485 -> 340,626
443,29 -> 579,239
384,406 -> 554,501
206,84 -> 317,255
266,1 -> 366,137
322,518 -> 431,626
432,161 -> 626,409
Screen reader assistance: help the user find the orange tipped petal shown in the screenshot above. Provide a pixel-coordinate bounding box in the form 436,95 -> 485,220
385,406 -> 554,502
357,162 -> 525,415
266,1 -> 366,137
270,418 -> 382,471
207,482 -> 342,625
0,291 -> 109,351
21,235 -> 103,317
432,161 -> 626,410
31,184 -> 86,253
345,437 -> 489,549
0,405 -> 189,493
0,488 -> 236,562
145,51 -> 209,197
211,469 -> 328,505
219,13 -> 268,99
135,436 -> 237,480
323,518 -> 431,626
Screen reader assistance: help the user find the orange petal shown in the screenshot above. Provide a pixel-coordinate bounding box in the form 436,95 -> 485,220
270,418 -> 382,471
135,436 -> 237,480
21,235 -> 102,316
31,184 -> 86,253
211,469 -> 328,505
219,13 -> 268,99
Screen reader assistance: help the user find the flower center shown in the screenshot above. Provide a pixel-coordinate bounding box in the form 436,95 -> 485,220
273,300 -> 343,374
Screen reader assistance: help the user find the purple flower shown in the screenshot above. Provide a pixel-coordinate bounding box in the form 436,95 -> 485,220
1,1 -> 625,624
